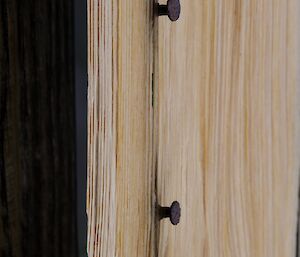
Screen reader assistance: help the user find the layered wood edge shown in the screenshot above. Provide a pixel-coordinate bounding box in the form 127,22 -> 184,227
87,0 -> 157,257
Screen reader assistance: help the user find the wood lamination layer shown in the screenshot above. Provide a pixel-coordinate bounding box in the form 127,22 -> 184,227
87,1 -> 154,256
156,1 -> 300,257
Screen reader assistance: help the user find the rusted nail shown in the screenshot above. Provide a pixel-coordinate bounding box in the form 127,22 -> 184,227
158,201 -> 181,225
157,0 -> 181,22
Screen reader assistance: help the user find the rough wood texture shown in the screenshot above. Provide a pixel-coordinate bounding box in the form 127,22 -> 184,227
87,1 -> 155,257
0,1 -> 77,256
88,0 -> 300,257
156,1 -> 300,257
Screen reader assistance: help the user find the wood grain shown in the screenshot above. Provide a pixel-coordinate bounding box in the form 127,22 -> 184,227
0,1 -> 76,256
88,0 -> 300,257
87,1 -> 155,257
156,1 -> 300,257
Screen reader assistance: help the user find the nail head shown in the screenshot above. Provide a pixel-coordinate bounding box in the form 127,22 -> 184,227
167,0 -> 181,22
158,0 -> 181,22
169,201 -> 181,225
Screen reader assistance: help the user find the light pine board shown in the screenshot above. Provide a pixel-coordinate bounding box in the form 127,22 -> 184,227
156,1 -> 300,257
87,0 -> 155,257
88,0 -> 300,257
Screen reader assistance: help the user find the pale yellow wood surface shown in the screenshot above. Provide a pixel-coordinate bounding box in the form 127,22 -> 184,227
87,1 -> 155,257
88,0 -> 300,257
156,1 -> 300,257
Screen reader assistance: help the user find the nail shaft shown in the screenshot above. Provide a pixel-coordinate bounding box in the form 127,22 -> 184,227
158,5 -> 168,16
159,206 -> 171,219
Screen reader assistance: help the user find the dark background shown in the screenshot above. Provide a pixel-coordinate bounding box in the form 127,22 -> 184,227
0,0 -> 87,256
74,0 -> 87,256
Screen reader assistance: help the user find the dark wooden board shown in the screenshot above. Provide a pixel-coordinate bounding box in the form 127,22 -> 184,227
0,1 -> 77,256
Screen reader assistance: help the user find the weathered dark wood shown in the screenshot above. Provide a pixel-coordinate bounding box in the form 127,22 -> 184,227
0,1 -> 77,256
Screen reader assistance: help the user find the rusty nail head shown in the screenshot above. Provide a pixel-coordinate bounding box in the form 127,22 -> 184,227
158,0 -> 181,22
158,201 -> 181,225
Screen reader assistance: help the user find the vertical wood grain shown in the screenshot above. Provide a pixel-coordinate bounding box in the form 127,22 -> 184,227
87,1 -> 155,257
88,0 -> 300,256
0,1 -> 76,256
156,1 -> 300,257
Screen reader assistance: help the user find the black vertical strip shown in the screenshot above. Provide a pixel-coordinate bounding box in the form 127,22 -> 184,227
5,0 -> 23,255
50,0 -> 59,256
19,0 -> 37,256
66,0 -> 78,255
74,0 -> 87,254
0,1 -> 13,256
